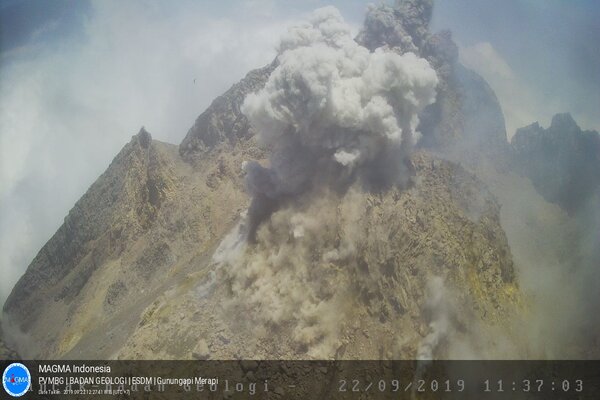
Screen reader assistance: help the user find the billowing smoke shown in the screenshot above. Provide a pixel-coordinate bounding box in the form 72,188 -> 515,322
415,276 -> 527,360
417,277 -> 451,360
357,0 -> 433,54
241,6 -> 438,238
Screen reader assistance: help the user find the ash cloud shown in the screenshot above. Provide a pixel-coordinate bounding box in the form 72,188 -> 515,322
241,6 -> 438,238
356,0 -> 433,54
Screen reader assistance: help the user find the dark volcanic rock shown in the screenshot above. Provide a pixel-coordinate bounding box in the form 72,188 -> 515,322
454,64 -> 509,154
512,113 -> 600,213
179,62 -> 276,160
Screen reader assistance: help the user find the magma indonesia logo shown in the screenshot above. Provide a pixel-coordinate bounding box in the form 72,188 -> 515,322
3,363 -> 31,397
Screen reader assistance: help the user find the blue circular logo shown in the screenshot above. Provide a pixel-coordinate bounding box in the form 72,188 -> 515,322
3,363 -> 31,397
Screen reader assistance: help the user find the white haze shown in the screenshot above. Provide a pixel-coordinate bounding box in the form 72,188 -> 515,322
459,41 -> 600,139
431,0 -> 600,138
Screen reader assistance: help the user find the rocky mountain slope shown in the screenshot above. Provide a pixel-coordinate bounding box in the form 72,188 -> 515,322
2,0 -> 596,360
2,125 -> 270,358
116,151 -> 521,360
1,125 -> 523,359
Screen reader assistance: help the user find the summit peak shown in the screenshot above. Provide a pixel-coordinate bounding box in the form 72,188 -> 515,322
136,126 -> 152,148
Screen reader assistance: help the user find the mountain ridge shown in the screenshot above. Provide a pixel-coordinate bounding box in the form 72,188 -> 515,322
511,112 -> 600,213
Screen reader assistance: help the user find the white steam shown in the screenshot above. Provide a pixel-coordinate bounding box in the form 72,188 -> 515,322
417,276 -> 451,360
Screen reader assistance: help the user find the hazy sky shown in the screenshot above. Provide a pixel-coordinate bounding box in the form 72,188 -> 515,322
432,0 -> 600,136
1,0 -> 598,307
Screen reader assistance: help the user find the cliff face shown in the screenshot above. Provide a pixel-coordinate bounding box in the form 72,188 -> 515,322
512,113 -> 600,213
2,0 -> 529,360
3,129 -> 185,356
179,63 -> 276,161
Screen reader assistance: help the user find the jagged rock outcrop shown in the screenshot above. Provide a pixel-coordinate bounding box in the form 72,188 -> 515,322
5,128 -> 172,315
2,128 -> 184,356
453,65 -> 509,154
179,63 -> 276,161
512,113 -> 600,213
